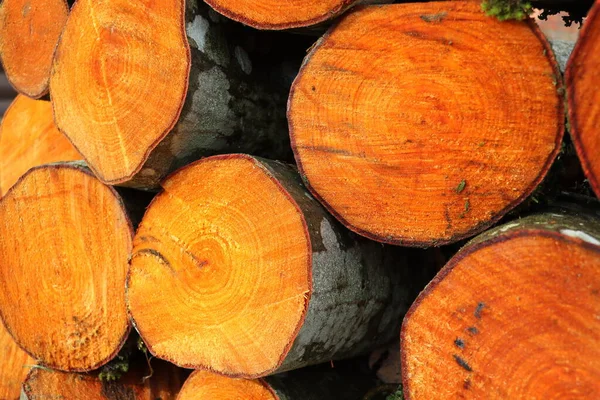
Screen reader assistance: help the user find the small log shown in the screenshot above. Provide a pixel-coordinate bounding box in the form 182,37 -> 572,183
0,95 -> 80,196
566,0 -> 600,198
0,162 -> 133,371
0,0 -> 69,98
127,154 -> 425,377
21,360 -> 186,400
401,212 -> 600,399
177,368 -> 376,399
0,324 -> 33,400
50,0 -> 291,188
288,1 -> 564,247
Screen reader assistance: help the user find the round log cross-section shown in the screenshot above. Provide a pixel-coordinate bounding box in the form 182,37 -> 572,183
288,2 -> 563,246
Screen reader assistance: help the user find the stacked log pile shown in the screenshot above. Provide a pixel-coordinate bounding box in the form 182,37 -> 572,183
0,0 -> 598,398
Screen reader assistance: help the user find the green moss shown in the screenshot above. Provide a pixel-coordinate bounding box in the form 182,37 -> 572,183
386,386 -> 404,400
481,0 -> 533,21
98,355 -> 129,382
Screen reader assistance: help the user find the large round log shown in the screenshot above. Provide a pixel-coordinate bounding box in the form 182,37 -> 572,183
566,0 -> 600,198
0,0 -> 68,98
401,212 -> 600,398
288,1 -> 563,247
0,95 -> 80,196
50,0 -> 290,188
127,154 -> 422,377
0,163 -> 133,371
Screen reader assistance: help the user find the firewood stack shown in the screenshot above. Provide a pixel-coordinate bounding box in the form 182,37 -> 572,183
0,0 -> 598,398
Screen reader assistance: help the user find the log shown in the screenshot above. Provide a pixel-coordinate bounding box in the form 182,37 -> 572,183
288,1 -> 564,247
21,360 -> 186,400
0,324 -> 33,400
126,154 -> 428,377
0,95 -> 81,196
177,367 -> 376,399
566,0 -> 600,198
401,212 -> 600,399
0,0 -> 69,98
0,162 -> 133,371
50,0 -> 291,188
203,0 -> 384,30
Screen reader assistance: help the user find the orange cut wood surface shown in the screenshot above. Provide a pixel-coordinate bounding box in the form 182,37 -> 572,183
50,0 -> 190,184
0,95 -> 80,196
0,165 -> 132,371
22,361 -> 184,400
204,0 -> 355,29
402,232 -> 600,399
0,323 -> 34,400
127,155 -> 310,377
0,0 -> 68,98
566,0 -> 600,198
177,370 -> 276,400
289,2 -> 563,246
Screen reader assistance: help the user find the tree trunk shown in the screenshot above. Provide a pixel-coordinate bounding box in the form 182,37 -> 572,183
0,162 -> 135,372
288,1 -> 564,247
0,95 -> 81,196
566,0 -> 600,198
20,360 -> 186,400
127,154 -> 431,378
177,367 -> 377,399
50,0 -> 293,188
0,0 -> 68,98
401,211 -> 600,399
0,324 -> 33,400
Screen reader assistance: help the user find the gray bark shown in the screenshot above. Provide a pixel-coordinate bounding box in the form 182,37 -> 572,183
254,157 -> 434,374
127,2 -> 295,189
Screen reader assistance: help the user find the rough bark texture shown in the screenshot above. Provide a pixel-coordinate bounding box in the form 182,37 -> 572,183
133,2 -> 292,189
401,211 -> 600,399
127,154 -> 432,377
261,158 -> 416,374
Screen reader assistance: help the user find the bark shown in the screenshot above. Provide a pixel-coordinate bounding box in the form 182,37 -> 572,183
401,211 -> 600,399
127,154 -> 435,377
132,2 -> 293,189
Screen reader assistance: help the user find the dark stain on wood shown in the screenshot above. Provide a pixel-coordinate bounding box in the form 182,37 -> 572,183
453,354 -> 473,372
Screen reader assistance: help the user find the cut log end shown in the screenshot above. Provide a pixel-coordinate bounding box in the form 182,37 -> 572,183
0,164 -> 132,371
566,0 -> 600,198
128,154 -> 311,376
0,95 -> 81,196
288,1 -> 563,246
0,0 -> 68,98
177,370 -> 276,400
204,0 -> 355,29
0,324 -> 34,400
401,214 -> 600,399
22,360 -> 185,400
49,0 -> 190,184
